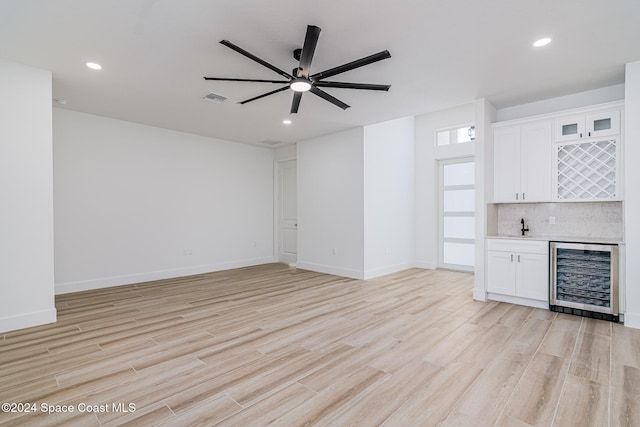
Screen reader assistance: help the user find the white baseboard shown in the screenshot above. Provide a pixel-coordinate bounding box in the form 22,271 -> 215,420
473,288 -> 487,302
487,292 -> 549,309
414,261 -> 436,270
295,261 -> 365,280
623,312 -> 640,330
363,263 -> 414,280
0,308 -> 57,333
55,256 -> 277,294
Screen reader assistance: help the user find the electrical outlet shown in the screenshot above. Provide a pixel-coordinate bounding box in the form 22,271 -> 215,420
385,247 -> 390,254
332,248 -> 337,255
183,248 -> 192,256
549,216 -> 556,225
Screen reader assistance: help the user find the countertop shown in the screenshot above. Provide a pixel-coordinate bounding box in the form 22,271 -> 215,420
486,235 -> 624,244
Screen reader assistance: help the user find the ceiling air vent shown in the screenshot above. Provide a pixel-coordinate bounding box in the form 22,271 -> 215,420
202,92 -> 228,103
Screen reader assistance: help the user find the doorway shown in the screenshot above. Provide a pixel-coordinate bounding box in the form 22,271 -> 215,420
438,157 -> 475,271
277,159 -> 297,265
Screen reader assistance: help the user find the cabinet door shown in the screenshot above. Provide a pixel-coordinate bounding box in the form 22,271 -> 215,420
520,121 -> 552,202
586,110 -> 620,138
493,126 -> 521,203
516,252 -> 549,301
554,115 -> 585,142
487,251 -> 516,295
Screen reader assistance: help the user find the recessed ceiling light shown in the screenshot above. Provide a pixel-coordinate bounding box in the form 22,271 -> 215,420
283,119 -> 292,125
85,62 -> 102,70
533,38 -> 552,47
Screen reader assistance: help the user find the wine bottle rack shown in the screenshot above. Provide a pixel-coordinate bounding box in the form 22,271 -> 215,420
555,139 -> 617,200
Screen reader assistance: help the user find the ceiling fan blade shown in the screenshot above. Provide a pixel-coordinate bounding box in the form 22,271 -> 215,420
298,25 -> 321,78
290,92 -> 303,114
238,85 -> 290,105
311,50 -> 391,81
309,86 -> 350,110
314,81 -> 391,91
220,40 -> 293,80
204,77 -> 290,84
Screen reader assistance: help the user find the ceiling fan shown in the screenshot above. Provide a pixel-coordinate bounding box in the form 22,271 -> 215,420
204,25 -> 391,114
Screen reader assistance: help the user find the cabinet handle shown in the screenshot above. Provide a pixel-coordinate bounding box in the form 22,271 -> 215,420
580,132 -> 583,138
588,131 -> 591,137
516,193 -> 519,200
522,192 -> 525,200
511,254 -> 514,262
518,255 -> 521,262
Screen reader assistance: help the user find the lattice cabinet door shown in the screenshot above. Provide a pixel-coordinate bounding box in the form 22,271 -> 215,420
554,138 -> 619,200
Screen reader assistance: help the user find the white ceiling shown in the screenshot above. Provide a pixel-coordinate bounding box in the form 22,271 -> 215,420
1,0 -> 639,146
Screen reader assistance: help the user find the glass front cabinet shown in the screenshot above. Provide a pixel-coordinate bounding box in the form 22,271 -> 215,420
554,110 -> 620,142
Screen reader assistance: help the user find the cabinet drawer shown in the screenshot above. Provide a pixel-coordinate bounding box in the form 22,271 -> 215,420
487,238 -> 548,254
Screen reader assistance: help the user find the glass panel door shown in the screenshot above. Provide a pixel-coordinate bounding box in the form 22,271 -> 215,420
439,158 -> 475,271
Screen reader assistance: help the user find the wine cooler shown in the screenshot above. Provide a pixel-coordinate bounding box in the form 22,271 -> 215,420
550,242 -> 619,322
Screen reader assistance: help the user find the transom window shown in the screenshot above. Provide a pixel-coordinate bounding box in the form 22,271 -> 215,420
436,125 -> 475,146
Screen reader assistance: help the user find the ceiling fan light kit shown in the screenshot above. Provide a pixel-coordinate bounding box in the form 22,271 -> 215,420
290,78 -> 312,92
204,25 -> 391,114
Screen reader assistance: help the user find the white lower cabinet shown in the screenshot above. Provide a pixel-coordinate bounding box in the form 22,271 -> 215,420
487,239 -> 549,308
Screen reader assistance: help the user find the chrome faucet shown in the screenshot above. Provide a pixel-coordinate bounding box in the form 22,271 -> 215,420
521,218 -> 529,236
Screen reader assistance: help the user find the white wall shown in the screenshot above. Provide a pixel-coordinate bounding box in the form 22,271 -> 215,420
297,128 -> 365,278
53,109 -> 275,293
363,117 -> 415,278
624,61 -> 640,328
414,103 -> 475,269
0,59 -> 56,332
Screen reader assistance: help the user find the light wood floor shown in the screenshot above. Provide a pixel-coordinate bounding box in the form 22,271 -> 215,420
1,264 -> 639,426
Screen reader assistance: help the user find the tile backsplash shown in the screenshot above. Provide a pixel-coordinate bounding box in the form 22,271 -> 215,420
496,202 -> 623,239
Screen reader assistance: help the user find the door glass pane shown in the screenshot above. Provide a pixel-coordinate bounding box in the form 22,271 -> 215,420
437,130 -> 450,146
456,126 -> 475,143
443,162 -> 474,186
443,217 -> 474,240
562,123 -> 578,136
443,189 -> 475,212
443,242 -> 474,266
593,118 -> 611,131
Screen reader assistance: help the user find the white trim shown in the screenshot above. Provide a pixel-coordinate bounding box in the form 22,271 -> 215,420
55,256 -> 277,294
414,261 -> 437,270
487,292 -> 548,309
0,308 -> 57,333
295,261 -> 364,280
363,263 -> 414,280
473,288 -> 487,301
624,312 -> 640,329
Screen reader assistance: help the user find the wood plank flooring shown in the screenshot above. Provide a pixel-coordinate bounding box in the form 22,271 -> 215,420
1,263 -> 639,426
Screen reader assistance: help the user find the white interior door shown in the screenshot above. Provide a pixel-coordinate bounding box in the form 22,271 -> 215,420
278,160 -> 297,265
439,157 -> 475,271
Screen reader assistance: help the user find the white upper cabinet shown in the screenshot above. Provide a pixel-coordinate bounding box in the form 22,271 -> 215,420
492,101 -> 623,204
554,110 -> 620,142
553,107 -> 622,201
493,120 -> 552,203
